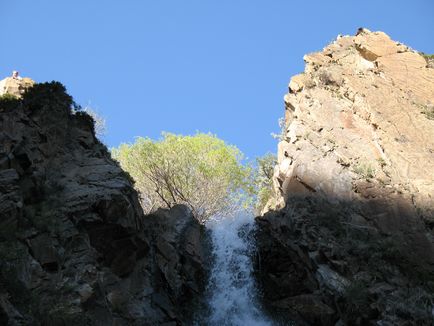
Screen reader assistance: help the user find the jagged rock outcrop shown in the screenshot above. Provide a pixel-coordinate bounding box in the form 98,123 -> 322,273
0,82 -> 206,325
271,29 -> 434,217
0,76 -> 35,98
256,30 -> 434,325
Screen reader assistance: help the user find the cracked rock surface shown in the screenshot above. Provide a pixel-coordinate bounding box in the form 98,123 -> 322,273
0,83 -> 206,325
256,30 -> 434,325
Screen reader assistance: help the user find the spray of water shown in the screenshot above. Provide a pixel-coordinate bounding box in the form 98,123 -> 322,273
202,213 -> 273,326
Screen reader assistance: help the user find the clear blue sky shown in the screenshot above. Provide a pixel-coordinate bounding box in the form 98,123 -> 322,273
1,1 -> 433,159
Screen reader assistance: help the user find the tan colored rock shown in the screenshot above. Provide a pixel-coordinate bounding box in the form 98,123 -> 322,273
0,76 -> 35,98
289,73 -> 310,93
259,29 -> 434,326
376,51 -> 434,101
304,52 -> 331,67
270,28 -> 434,225
354,31 -> 400,61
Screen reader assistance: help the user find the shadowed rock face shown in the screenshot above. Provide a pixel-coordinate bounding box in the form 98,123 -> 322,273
256,196 -> 434,325
0,83 -> 207,325
256,30 -> 434,325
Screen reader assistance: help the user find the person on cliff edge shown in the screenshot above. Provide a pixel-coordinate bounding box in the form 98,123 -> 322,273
11,70 -> 22,80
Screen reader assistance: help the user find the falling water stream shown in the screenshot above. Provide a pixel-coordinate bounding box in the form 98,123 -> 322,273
196,213 -> 273,326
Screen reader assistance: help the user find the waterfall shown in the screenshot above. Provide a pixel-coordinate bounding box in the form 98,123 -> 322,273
198,213 -> 273,326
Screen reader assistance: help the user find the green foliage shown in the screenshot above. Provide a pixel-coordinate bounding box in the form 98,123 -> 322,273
0,93 -> 19,101
376,157 -> 386,167
22,81 -> 73,111
353,162 -> 376,179
419,52 -> 434,61
421,105 -> 434,120
412,100 -> 434,120
0,93 -> 21,110
251,153 -> 277,213
112,132 -> 251,222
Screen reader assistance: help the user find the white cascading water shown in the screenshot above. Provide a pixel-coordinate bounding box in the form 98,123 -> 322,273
202,213 -> 273,326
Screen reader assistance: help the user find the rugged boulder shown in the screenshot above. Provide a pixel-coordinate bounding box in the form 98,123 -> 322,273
0,76 -> 35,98
0,82 -> 206,325
256,30 -> 434,325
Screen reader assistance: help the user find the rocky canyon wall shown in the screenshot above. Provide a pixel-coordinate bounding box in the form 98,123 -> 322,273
256,29 -> 434,325
0,82 -> 206,325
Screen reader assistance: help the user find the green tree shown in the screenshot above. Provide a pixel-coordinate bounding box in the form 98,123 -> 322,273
112,132 -> 251,222
252,153 -> 277,214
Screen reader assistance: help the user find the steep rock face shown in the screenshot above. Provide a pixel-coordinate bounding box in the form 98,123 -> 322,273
256,30 -> 434,325
273,29 -> 434,218
0,83 -> 206,325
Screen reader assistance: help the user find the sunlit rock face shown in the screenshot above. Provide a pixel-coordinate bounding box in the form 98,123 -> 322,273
256,30 -> 434,325
0,82 -> 207,325
270,29 -> 434,217
0,76 -> 35,98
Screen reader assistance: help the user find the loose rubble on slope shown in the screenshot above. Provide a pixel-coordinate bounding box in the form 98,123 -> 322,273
256,29 -> 434,325
0,82 -> 207,325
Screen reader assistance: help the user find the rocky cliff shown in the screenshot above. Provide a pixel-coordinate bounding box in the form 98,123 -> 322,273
0,76 -> 35,98
0,82 -> 206,325
256,30 -> 434,325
